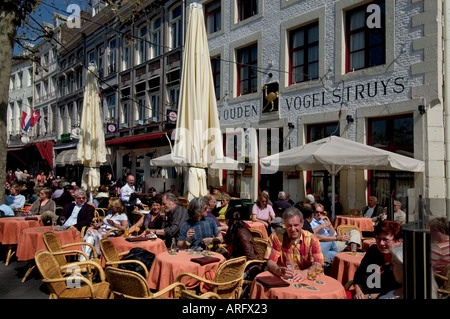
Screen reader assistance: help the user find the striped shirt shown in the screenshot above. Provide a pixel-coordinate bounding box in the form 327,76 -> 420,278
431,239 -> 450,275
265,229 -> 324,269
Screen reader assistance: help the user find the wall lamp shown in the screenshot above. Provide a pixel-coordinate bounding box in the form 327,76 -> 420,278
288,122 -> 295,130
418,105 -> 426,115
346,115 -> 354,123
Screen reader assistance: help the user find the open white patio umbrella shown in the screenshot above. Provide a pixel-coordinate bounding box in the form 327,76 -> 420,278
151,3 -> 235,200
260,135 -> 425,219
77,65 -> 107,196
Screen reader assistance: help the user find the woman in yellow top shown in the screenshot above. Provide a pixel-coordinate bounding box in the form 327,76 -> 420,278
217,193 -> 231,218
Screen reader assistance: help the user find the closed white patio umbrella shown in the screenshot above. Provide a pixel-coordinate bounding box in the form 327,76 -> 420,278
151,3 -> 233,200
77,65 -> 107,196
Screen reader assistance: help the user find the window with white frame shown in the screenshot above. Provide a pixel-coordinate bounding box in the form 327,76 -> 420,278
97,45 -> 104,75
169,5 -> 182,50
211,56 -> 221,100
205,0 -> 221,34
346,0 -> 385,72
137,25 -> 148,64
151,16 -> 162,58
108,38 -> 117,74
136,95 -> 146,123
120,101 -> 130,127
166,69 -> 180,108
148,76 -> 160,121
122,34 -> 131,70
237,0 -> 257,22
88,50 -> 95,65
106,95 -> 116,121
289,22 -> 319,84
237,44 -> 258,96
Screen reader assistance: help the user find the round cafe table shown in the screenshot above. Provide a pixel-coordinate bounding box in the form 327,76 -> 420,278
147,250 -> 225,297
329,251 -> 365,285
101,236 -> 167,267
249,271 -> 346,299
0,216 -> 42,265
16,226 -> 81,282
16,226 -> 81,261
332,215 -> 374,232
244,221 -> 269,238
362,238 -> 376,251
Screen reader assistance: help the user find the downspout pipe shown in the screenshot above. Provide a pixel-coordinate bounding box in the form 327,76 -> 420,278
443,0 -> 450,219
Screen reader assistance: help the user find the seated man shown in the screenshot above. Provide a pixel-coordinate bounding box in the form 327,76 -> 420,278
4,184 -> 26,211
59,188 -> 95,232
203,194 -> 228,232
310,203 -> 361,263
265,206 -> 324,282
177,197 -> 223,250
152,193 -> 188,248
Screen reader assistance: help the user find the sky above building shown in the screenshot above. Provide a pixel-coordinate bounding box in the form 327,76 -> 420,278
14,0 -> 90,56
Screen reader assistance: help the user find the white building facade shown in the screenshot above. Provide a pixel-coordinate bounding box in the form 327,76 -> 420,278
189,0 -> 449,219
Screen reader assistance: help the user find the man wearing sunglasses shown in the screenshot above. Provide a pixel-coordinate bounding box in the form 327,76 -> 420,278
310,203 -> 361,263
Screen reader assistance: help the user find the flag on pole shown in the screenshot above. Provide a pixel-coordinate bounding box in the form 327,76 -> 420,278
21,110 -> 41,132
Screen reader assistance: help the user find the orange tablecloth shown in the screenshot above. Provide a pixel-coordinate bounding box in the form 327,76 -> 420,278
249,271 -> 346,299
16,226 -> 81,261
101,236 -> 167,267
244,221 -> 268,238
0,217 -> 42,245
362,239 -> 376,251
329,251 -> 365,285
148,250 -> 225,296
332,215 -> 374,232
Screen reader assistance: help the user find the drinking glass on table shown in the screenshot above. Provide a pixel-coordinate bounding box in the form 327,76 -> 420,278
307,263 -> 318,281
284,260 -> 296,281
134,226 -> 140,236
51,217 -> 58,227
59,216 -> 66,226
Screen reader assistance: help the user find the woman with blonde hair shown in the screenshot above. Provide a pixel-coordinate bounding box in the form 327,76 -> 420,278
82,197 -> 129,259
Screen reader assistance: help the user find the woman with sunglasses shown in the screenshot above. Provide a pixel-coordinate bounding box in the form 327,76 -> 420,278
352,220 -> 403,299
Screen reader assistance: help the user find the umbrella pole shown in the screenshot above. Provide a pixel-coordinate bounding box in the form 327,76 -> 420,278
332,174 -> 336,221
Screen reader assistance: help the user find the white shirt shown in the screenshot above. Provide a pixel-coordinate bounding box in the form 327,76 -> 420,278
64,204 -> 83,227
364,206 -> 375,218
119,183 -> 141,206
101,213 -> 128,230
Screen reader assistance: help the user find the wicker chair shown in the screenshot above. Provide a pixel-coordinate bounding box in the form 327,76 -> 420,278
243,238 -> 268,287
42,231 -> 100,281
35,250 -> 111,299
337,224 -> 373,242
175,256 -> 247,299
105,266 -> 186,299
99,238 -> 149,278
435,269 -> 450,299
249,228 -> 264,238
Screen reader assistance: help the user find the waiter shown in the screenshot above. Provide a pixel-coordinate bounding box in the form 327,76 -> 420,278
120,174 -> 147,219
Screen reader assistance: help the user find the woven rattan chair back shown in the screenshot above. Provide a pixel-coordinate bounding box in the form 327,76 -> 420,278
336,224 -> 363,240
180,290 -> 220,299
42,231 -> 68,266
130,211 -> 143,226
213,256 -> 247,298
253,238 -> 268,260
105,266 -> 151,298
249,228 -> 264,238
100,238 -> 121,264
35,250 -> 68,297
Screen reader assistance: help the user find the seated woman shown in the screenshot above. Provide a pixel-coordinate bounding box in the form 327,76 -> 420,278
251,191 -> 275,229
429,217 -> 450,276
130,198 -> 164,235
4,184 -> 26,211
353,220 -> 403,299
177,197 -> 223,250
215,193 -> 230,218
224,208 -> 258,260
377,244 -> 404,299
82,197 -> 129,259
27,187 -> 56,224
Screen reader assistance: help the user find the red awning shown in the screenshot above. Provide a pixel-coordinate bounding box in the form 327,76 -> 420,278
36,141 -> 55,168
105,132 -> 164,145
